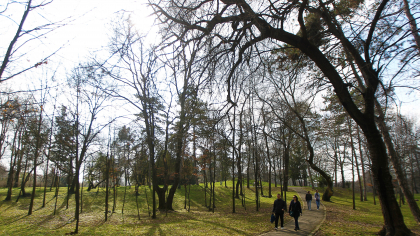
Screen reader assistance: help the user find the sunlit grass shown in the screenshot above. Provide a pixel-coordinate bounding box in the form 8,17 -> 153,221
0,181 -> 295,235
311,187 -> 420,235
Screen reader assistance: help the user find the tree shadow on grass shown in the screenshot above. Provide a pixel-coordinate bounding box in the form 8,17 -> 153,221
0,213 -> 29,226
199,218 -> 254,235
1,200 -> 21,212
33,212 -> 56,227
164,210 -> 260,235
145,223 -> 165,236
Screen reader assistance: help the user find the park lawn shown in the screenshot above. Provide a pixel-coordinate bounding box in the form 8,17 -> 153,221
309,187 -> 420,235
0,182 -> 294,235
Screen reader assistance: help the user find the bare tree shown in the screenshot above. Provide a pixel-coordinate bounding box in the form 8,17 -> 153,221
0,0 -> 65,82
150,0 -> 417,233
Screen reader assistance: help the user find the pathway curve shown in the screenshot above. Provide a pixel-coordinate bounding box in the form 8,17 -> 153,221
261,187 -> 326,236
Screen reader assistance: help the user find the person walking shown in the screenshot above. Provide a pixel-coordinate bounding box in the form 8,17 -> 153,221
289,195 -> 302,231
315,189 -> 321,210
305,191 -> 312,210
272,193 -> 287,230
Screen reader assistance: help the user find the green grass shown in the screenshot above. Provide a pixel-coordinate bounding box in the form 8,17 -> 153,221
310,187 -> 420,235
0,182 -> 295,235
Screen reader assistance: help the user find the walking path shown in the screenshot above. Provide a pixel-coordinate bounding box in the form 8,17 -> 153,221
261,187 -> 326,236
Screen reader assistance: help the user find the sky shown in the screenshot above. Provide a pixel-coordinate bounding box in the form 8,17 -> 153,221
0,0 -> 156,168
0,0 -> 156,88
1,0 -> 418,118
45,0 -> 156,64
1,0 -> 158,122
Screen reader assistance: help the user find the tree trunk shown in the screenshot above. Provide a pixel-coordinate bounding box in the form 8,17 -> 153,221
232,106 -> 236,213
53,169 -> 60,215
350,119 -> 356,209
363,122 -> 410,235
105,157 -> 110,221
357,126 -> 368,201
247,149 -> 250,189
348,118 -> 363,202
19,157 -> 29,198
375,102 -> 420,224
13,153 -> 22,188
308,165 -> 314,188
235,113 -> 243,198
28,108 -> 43,216
403,0 -> 420,52
283,143 -> 290,191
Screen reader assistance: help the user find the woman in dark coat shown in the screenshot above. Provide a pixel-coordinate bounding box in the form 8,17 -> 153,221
289,195 -> 302,231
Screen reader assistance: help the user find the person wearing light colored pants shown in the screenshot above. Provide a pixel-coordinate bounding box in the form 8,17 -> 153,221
315,189 -> 321,210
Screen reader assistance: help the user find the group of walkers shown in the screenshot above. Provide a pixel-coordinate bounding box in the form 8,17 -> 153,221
272,189 -> 321,231
306,189 -> 321,211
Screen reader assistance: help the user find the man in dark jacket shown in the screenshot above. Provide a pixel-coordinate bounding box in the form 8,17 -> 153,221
305,191 -> 312,210
272,193 -> 287,230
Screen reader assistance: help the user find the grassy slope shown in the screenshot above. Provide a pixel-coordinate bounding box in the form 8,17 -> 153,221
310,187 -> 420,235
5,182 -> 418,235
0,182 -> 294,235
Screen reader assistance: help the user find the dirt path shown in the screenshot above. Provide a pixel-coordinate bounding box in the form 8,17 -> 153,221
260,187 -> 326,236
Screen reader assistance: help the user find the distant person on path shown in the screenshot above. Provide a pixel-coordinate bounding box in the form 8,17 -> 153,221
272,193 -> 287,230
289,195 -> 302,231
315,189 -> 321,210
305,191 -> 312,210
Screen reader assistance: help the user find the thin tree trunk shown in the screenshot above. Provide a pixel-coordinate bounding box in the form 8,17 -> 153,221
349,118 -> 363,202
54,169 -> 60,215
28,107 -> 43,216
213,141 -> 216,213
43,112 -> 54,208
357,126 -> 368,201
403,0 -> 420,52
145,186 -> 150,217
136,185 -> 140,220
350,120 -> 356,209
105,157 -> 110,221
247,149 -> 250,189
188,184 -> 191,212
204,170 -> 207,207
81,167 -> 85,214
17,156 -> 29,201
232,106 -> 236,213
376,102 -> 420,223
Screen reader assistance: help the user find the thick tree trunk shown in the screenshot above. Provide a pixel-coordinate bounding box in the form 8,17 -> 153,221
156,186 -> 167,210
363,123 -> 411,235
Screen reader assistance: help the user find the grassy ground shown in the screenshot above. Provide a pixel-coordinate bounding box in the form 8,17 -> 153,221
310,187 -> 420,235
0,182 -> 294,235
